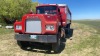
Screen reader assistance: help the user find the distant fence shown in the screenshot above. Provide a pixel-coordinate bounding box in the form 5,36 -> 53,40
0,25 -> 13,29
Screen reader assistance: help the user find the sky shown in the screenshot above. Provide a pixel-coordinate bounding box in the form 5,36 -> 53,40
32,0 -> 100,20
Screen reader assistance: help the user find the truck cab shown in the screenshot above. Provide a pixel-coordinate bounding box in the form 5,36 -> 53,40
14,4 -> 72,53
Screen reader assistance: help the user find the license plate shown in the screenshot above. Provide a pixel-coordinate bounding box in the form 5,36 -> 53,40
30,35 -> 37,39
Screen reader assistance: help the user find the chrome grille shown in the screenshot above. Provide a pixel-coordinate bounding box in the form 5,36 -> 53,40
26,19 -> 41,33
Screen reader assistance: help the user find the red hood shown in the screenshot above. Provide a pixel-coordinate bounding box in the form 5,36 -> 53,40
22,14 -> 59,22
16,14 -> 60,34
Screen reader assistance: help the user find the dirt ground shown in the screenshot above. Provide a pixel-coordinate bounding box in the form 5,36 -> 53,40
0,23 -> 99,56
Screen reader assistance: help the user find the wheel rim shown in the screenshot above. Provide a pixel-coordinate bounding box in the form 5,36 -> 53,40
61,28 -> 65,38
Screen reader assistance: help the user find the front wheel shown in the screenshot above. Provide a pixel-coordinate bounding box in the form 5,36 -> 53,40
17,41 -> 30,50
61,28 -> 66,38
52,32 -> 61,53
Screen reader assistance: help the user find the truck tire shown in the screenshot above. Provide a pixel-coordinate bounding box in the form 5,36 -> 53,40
52,32 -> 61,53
17,41 -> 30,50
61,28 -> 66,38
60,28 -> 66,43
65,23 -> 71,38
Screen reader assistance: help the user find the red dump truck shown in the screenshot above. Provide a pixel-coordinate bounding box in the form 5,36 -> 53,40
14,4 -> 72,53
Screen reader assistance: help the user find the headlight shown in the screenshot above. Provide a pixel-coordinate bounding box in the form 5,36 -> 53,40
16,25 -> 22,30
46,25 -> 54,31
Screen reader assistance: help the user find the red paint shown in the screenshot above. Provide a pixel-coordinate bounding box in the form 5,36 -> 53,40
14,4 -> 71,35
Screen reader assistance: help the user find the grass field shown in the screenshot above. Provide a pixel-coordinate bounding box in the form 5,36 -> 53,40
0,20 -> 100,56
74,20 -> 100,34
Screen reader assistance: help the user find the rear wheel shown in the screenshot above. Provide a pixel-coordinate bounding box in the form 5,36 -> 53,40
52,32 -> 61,53
65,24 -> 71,38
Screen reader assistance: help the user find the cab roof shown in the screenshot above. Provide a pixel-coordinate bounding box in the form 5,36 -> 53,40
36,4 -> 71,15
37,4 -> 67,7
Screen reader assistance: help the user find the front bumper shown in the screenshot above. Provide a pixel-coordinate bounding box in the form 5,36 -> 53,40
15,34 -> 57,43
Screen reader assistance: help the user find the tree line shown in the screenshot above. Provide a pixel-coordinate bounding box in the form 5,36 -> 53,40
0,0 -> 38,24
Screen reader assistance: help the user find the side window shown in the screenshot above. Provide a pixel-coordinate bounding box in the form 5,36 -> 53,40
67,12 -> 70,20
67,11 -> 71,24
65,7 -> 70,19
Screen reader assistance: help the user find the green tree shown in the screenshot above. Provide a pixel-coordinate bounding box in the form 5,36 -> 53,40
31,2 -> 38,13
0,0 -> 38,24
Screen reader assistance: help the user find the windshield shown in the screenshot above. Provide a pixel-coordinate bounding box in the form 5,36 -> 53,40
37,6 -> 57,14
